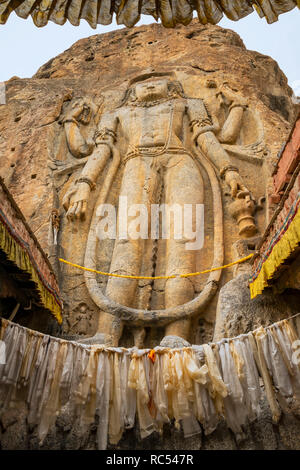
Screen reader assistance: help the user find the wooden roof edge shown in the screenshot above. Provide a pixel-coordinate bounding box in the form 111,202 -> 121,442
0,177 -> 57,278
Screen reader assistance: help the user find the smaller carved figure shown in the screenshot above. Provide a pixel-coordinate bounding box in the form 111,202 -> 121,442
62,97 -> 100,159
51,209 -> 60,245
69,302 -> 93,336
204,79 -> 248,145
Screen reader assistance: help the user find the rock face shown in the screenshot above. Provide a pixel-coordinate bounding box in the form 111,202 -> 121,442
0,19 -> 300,451
0,21 -> 298,347
0,395 -> 300,450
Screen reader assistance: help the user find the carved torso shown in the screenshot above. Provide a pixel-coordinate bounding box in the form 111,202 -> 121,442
118,98 -> 187,150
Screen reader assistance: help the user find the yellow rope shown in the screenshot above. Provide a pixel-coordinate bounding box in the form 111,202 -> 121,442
59,254 -> 254,280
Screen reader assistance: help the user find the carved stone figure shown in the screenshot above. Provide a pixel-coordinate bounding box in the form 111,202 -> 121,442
61,97 -> 101,159
63,72 -> 258,347
70,302 -> 93,335
50,208 -> 60,245
47,96 -> 101,180
3,23 -> 296,349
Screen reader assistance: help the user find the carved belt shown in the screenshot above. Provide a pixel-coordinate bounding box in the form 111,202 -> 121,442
123,146 -> 193,166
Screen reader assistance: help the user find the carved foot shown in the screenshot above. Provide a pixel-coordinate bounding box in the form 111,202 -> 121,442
160,335 -> 191,348
76,332 -> 110,346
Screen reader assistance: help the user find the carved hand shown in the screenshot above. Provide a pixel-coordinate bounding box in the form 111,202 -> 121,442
225,170 -> 250,199
218,86 -> 248,109
64,182 -> 91,221
67,103 -> 85,122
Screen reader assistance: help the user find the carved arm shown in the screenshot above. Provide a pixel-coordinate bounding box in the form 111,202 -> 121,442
196,130 -> 249,198
63,141 -> 113,222
63,102 -> 95,158
187,99 -> 250,198
217,90 -> 248,144
219,105 -> 247,144
63,112 -> 118,221
63,119 -> 94,159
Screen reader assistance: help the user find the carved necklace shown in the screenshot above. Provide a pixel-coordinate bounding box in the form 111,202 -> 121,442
129,95 -> 177,108
123,105 -> 175,165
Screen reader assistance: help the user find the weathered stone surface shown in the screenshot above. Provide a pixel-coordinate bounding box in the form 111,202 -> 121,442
0,20 -> 298,346
0,402 -> 28,450
250,397 -> 279,450
1,397 -> 300,450
278,413 -> 300,450
1,20 -> 300,451
160,335 -> 191,348
214,271 -> 300,341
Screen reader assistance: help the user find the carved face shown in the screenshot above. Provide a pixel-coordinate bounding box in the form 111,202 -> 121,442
206,79 -> 217,89
80,104 -> 91,124
135,79 -> 169,102
79,304 -> 87,314
70,98 -> 92,125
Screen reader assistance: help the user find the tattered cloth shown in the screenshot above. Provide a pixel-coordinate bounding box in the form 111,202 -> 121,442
0,179 -> 62,323
0,0 -> 299,29
1,314 -> 300,449
249,173 -> 300,299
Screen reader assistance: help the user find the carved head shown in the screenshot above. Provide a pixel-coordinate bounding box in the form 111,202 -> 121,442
206,79 -> 217,89
120,75 -> 185,105
75,98 -> 94,124
135,78 -> 169,102
51,209 -> 60,225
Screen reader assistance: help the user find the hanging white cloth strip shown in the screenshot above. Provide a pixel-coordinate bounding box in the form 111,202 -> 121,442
0,313 -> 300,449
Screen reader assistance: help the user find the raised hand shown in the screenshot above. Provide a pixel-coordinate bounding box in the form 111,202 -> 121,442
224,169 -> 250,199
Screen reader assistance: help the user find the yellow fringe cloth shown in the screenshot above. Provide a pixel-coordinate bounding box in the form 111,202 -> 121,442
0,222 -> 62,324
59,254 -> 254,280
249,208 -> 300,299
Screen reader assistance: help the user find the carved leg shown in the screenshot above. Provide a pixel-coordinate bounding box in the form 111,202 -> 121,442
163,154 -> 204,344
132,327 -> 146,348
97,157 -> 159,346
96,311 -> 123,346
